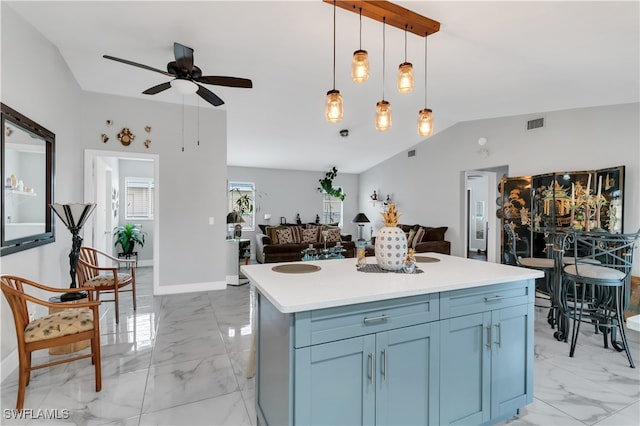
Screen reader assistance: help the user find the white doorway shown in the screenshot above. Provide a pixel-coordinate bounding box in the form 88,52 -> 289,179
463,167 -> 506,263
83,149 -> 160,293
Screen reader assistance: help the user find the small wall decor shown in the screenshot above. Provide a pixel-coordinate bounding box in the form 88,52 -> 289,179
101,133 -> 109,143
106,119 -> 113,126
117,128 -> 135,146
145,126 -> 151,133
144,139 -> 151,149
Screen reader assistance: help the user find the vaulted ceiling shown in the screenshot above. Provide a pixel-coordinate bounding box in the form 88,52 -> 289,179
7,0 -> 639,173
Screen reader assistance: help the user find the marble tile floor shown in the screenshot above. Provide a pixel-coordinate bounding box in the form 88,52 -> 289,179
1,267 -> 638,425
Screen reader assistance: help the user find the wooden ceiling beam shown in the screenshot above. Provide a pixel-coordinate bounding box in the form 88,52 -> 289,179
323,0 -> 440,37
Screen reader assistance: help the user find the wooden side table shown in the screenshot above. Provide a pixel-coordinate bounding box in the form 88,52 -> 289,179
48,296 -> 92,355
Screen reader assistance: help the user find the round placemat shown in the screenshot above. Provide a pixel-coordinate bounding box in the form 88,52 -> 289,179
272,264 -> 322,274
415,256 -> 440,263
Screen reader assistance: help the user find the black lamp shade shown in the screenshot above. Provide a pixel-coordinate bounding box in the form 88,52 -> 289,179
227,212 -> 245,224
352,213 -> 370,223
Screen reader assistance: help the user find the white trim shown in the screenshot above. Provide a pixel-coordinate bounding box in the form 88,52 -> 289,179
154,280 -> 227,295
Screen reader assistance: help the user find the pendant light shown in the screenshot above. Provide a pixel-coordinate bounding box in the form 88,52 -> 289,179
397,25 -> 414,93
352,7 -> 369,83
417,32 -> 433,136
375,18 -> 392,132
325,0 -> 343,123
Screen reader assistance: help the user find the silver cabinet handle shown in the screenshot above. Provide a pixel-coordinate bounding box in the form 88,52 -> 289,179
495,323 -> 502,348
486,326 -> 492,349
368,353 -> 375,384
484,296 -> 503,302
381,349 -> 388,381
363,314 -> 389,324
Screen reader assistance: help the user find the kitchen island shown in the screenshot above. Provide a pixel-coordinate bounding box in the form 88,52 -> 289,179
241,254 -> 543,426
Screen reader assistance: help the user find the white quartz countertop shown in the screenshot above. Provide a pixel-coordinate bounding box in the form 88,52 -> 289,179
241,254 -> 544,313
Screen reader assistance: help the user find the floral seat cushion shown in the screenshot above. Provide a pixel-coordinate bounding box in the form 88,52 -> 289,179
84,273 -> 132,288
24,309 -> 94,343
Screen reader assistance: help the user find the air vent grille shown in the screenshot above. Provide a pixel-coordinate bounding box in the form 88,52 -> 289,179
408,149 -> 416,157
527,118 -> 544,130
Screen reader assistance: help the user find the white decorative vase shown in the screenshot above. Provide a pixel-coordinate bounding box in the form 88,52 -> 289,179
375,226 -> 408,271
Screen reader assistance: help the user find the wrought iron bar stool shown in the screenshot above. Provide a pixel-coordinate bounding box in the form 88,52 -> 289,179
561,229 -> 640,368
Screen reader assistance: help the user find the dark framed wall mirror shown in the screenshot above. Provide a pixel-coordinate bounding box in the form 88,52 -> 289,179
1,103 -> 55,256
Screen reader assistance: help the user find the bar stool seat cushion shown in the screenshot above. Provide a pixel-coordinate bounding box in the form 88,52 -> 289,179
519,257 -> 554,269
564,264 -> 626,281
562,256 -> 600,265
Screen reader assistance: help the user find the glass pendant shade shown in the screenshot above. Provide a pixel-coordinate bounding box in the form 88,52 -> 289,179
417,108 -> 434,136
375,100 -> 392,132
397,62 -> 414,93
325,90 -> 344,123
352,50 -> 370,83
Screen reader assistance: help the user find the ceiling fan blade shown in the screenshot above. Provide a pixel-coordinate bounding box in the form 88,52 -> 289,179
196,84 -> 225,107
196,75 -> 253,88
174,42 -> 194,72
103,55 -> 174,77
142,81 -> 172,95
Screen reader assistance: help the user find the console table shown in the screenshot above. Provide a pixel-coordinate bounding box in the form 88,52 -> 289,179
242,255 -> 542,425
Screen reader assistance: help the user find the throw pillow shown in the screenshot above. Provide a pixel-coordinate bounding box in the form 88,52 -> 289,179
289,226 -> 303,243
275,227 -> 295,244
407,229 -> 417,247
326,228 -> 341,242
265,226 -> 280,244
425,227 -> 448,241
302,227 -> 318,243
306,223 -> 324,242
412,227 -> 425,249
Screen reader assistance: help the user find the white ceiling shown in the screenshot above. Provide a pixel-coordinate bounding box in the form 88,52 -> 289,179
7,0 -> 639,173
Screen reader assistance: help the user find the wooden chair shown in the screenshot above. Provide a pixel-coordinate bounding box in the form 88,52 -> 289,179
76,247 -> 137,323
0,275 -> 102,410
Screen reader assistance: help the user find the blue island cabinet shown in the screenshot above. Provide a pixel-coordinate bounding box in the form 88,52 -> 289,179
255,280 -> 534,426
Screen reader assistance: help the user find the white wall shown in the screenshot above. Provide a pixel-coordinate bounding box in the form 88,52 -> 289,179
359,103 -> 640,275
1,3 -> 84,369
227,166 -> 359,257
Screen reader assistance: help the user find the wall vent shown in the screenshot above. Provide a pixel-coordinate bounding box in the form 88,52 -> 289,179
527,118 -> 544,130
408,149 -> 416,157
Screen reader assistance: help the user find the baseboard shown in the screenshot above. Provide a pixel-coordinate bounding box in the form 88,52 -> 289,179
153,280 -> 227,295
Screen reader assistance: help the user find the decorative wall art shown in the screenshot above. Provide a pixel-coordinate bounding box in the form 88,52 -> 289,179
144,140 -> 151,149
117,128 -> 135,146
101,133 -> 109,143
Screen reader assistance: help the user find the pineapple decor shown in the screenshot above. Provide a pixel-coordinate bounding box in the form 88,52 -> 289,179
375,203 -> 408,271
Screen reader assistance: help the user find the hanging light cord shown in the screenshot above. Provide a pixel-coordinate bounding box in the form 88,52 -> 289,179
382,17 -> 386,100
404,25 -> 408,62
332,0 -> 337,90
359,8 -> 363,50
181,98 -> 185,152
424,32 -> 428,106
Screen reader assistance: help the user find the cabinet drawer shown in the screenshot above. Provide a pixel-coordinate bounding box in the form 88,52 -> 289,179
294,294 -> 438,347
440,280 -> 534,319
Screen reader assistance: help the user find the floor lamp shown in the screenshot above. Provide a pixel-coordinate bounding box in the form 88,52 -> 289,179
50,203 -> 97,301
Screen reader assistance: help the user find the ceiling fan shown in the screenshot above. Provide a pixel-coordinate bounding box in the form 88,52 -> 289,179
103,42 -> 252,107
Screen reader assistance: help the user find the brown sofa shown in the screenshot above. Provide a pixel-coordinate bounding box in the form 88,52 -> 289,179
255,224 -> 355,263
365,224 -> 450,256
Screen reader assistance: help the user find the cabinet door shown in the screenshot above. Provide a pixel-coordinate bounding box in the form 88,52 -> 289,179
376,323 -> 440,426
490,304 -> 533,419
440,312 -> 491,425
295,335 -> 376,425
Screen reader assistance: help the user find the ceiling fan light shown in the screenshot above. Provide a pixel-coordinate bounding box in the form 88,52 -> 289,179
171,79 -> 198,94
417,108 -> 433,136
397,62 -> 414,93
352,50 -> 370,83
326,89 -> 344,123
375,100 -> 392,132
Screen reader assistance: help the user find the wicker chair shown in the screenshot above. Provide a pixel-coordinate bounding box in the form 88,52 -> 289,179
0,275 -> 102,410
76,247 -> 137,323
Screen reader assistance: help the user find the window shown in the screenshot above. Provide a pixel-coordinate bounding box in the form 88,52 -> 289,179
125,177 -> 154,220
228,181 -> 255,231
322,191 -> 343,227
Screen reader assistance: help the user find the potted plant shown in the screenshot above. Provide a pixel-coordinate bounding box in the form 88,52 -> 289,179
229,189 -> 254,238
317,166 -> 346,201
113,223 -> 146,255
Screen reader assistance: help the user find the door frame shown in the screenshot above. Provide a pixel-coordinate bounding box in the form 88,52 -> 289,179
463,170 -> 498,263
83,149 -> 160,294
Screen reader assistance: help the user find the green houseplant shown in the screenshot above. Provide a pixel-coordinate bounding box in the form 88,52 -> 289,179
317,166 -> 346,201
113,223 -> 146,255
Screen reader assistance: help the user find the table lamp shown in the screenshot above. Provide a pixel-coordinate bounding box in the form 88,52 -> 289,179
352,213 -> 370,243
50,203 -> 97,301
